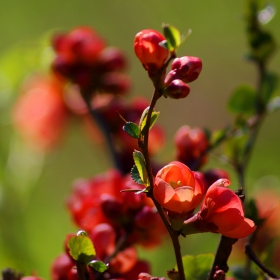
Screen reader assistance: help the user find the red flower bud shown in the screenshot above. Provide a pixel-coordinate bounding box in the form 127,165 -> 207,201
153,161 -> 204,214
134,29 -> 169,72
165,79 -> 190,99
166,56 -> 202,84
100,72 -> 131,95
97,47 -> 127,72
174,125 -> 209,169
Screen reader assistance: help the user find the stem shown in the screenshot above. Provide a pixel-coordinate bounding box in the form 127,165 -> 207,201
139,87 -> 186,280
207,236 -> 238,280
152,198 -> 186,280
245,244 -> 279,279
76,261 -> 90,280
80,90 -> 125,173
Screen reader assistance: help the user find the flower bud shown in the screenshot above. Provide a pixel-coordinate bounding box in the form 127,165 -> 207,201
168,56 -> 202,83
134,206 -> 156,230
174,125 -> 209,169
97,47 -> 127,72
100,72 -> 130,95
134,29 -> 169,73
165,79 -> 190,99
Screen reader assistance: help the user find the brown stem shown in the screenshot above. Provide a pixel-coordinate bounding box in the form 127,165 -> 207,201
139,87 -> 186,280
207,236 -> 238,280
80,90 -> 125,173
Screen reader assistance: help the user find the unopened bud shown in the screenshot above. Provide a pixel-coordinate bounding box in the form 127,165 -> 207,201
165,79 -> 190,99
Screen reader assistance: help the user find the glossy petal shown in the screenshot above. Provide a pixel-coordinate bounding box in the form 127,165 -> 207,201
198,179 -> 256,238
221,218 -> 256,238
153,161 -> 203,214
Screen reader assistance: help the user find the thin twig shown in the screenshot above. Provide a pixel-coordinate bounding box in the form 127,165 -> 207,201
80,90 -> 125,173
245,244 -> 279,279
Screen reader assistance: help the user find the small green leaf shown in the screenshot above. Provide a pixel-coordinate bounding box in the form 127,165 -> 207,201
88,260 -> 108,273
261,72 -> 279,103
180,29 -> 192,45
123,122 -> 140,139
228,85 -> 256,115
224,133 -> 249,162
139,107 -> 160,133
133,150 -> 149,187
68,235 -> 95,264
177,254 -> 214,280
130,165 -> 144,185
162,23 -> 181,52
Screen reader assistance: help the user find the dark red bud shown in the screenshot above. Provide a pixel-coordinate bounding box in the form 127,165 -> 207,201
171,56 -> 202,83
165,79 -> 190,99
101,195 -> 123,220
97,47 -> 127,72
134,206 -> 156,229
100,72 -> 130,95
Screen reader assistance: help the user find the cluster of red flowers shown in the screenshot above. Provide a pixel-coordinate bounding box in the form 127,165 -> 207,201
51,169 -> 166,280
52,27 -> 130,94
11,26 -> 259,280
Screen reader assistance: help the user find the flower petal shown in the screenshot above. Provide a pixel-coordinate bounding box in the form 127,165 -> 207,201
221,218 -> 256,238
154,177 -> 176,204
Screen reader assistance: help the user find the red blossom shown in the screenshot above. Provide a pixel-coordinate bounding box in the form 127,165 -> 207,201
183,179 -> 256,238
153,161 -> 204,215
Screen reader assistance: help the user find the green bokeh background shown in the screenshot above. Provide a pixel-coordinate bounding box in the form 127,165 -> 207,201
0,0 -> 280,278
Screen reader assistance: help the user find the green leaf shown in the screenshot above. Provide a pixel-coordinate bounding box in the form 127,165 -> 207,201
130,165 -> 144,185
180,29 -> 192,45
248,30 -> 276,61
139,107 -> 160,133
261,72 -> 279,103
123,122 -> 140,139
88,260 -> 108,273
162,23 -> 181,52
177,254 -> 214,280
68,235 -> 95,264
224,133 -> 249,162
133,150 -> 149,187
231,265 -> 259,280
228,85 -> 256,115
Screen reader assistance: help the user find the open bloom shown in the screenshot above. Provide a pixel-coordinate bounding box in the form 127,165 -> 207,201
183,179 -> 256,238
153,161 -> 204,214
134,29 -> 169,73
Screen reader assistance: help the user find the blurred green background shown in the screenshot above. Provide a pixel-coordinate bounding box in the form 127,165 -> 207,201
0,0 -> 280,278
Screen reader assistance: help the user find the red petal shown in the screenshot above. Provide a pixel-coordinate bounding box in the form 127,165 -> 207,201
220,218 -> 256,238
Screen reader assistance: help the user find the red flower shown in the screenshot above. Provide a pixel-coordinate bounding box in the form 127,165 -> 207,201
183,179 -> 256,238
134,29 -> 169,73
153,161 -> 204,214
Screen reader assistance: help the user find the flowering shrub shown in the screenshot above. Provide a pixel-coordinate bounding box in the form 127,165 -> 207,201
1,1 -> 280,280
